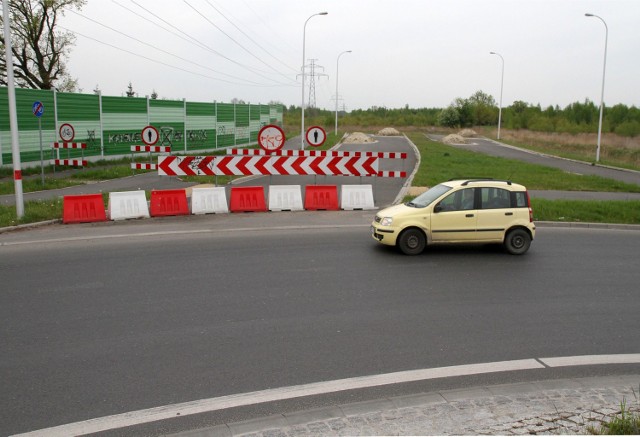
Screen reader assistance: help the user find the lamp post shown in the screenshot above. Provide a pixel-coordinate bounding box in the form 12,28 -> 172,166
335,50 -> 352,135
489,51 -> 504,140
301,12 -> 328,149
585,13 -> 608,163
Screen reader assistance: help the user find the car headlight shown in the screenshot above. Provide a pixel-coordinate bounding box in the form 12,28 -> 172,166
380,217 -> 393,226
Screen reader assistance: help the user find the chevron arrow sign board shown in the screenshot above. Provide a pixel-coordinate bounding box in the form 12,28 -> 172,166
158,155 -> 381,177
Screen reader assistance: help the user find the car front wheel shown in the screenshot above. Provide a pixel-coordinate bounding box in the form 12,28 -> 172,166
504,228 -> 532,255
398,228 -> 426,255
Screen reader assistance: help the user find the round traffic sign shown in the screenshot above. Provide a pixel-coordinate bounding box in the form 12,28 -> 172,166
59,123 -> 75,142
141,125 -> 159,146
258,124 -> 286,152
32,101 -> 44,118
305,126 -> 326,147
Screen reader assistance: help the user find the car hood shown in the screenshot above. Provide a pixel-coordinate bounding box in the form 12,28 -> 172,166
377,203 -> 414,217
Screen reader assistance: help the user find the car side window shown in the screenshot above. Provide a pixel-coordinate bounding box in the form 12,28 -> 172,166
439,188 -> 475,211
480,188 -> 511,209
514,192 -> 528,208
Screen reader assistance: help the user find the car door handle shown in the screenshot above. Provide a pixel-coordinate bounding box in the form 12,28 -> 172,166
465,214 -> 474,218
505,212 -> 513,216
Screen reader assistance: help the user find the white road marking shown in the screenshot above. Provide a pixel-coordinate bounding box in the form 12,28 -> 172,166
13,354 -> 640,436
0,225 -> 368,247
540,354 -> 640,367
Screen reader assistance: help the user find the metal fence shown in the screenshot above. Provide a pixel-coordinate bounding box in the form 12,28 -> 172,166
0,87 -> 284,165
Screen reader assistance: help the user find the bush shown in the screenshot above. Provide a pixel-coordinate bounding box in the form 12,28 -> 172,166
614,121 -> 640,137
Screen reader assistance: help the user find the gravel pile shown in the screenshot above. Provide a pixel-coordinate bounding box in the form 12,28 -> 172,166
344,132 -> 374,143
377,127 -> 401,136
458,129 -> 477,137
442,134 -> 466,144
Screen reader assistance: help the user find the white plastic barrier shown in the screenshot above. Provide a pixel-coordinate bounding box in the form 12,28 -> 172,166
268,185 -> 304,211
108,191 -> 150,220
341,185 -> 376,210
191,187 -> 229,214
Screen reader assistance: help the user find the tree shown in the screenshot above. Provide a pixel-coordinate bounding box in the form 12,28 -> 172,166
150,89 -> 158,100
0,0 -> 85,91
126,82 -> 136,97
437,106 -> 461,127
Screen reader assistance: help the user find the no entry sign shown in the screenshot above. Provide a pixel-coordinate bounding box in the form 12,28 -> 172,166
59,123 -> 75,142
141,125 -> 159,146
258,125 -> 286,152
306,126 -> 326,147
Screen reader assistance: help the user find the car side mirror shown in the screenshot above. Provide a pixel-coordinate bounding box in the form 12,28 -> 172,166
434,204 -> 442,213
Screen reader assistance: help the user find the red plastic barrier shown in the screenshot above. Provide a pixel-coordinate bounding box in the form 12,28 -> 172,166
149,189 -> 189,217
63,194 -> 107,224
229,186 -> 267,213
304,185 -> 339,211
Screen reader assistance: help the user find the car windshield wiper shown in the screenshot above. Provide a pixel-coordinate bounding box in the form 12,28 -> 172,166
405,201 -> 419,207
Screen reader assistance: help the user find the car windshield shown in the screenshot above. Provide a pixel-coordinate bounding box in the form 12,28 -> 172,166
406,184 -> 452,208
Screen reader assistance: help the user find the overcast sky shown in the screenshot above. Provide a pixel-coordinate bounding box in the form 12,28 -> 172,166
62,0 -> 639,111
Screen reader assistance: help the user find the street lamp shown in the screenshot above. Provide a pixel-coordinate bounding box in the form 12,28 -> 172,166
335,50 -> 352,135
301,12 -> 328,149
585,13 -> 608,163
490,51 -> 504,140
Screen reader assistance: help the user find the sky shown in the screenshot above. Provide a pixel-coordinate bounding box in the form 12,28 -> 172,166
61,0 -> 640,111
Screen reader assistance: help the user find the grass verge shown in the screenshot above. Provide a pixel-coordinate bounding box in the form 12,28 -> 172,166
586,392 -> 640,435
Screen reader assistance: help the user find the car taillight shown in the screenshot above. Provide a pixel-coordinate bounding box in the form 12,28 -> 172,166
526,191 -> 533,222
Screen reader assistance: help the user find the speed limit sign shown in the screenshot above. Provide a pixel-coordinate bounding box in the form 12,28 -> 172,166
59,123 -> 75,142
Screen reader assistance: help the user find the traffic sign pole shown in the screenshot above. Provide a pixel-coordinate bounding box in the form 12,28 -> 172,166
39,117 -> 44,186
3,2 -> 24,218
33,101 -> 45,186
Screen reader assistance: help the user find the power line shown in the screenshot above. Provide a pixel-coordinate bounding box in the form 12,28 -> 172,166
183,0 -> 297,85
66,8 -> 268,86
204,0 -> 298,74
128,0 -> 293,84
62,26 -> 292,87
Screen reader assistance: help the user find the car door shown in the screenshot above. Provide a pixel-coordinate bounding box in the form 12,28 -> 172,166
430,188 -> 477,242
475,187 -> 512,241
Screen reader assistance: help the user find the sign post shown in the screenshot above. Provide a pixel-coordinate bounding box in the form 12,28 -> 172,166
4,1 -> 24,218
33,101 -> 45,186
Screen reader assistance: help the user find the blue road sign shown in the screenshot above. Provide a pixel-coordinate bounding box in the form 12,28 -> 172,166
32,101 -> 44,118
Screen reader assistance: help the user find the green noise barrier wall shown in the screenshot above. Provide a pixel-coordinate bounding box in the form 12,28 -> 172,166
0,87 -> 283,165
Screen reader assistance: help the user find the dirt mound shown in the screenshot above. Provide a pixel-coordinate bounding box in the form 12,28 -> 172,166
442,134 -> 466,145
377,127 -> 401,136
344,132 -> 374,143
458,129 -> 477,137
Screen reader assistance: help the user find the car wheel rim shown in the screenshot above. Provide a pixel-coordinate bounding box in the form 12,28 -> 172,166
512,235 -> 525,249
407,236 -> 419,249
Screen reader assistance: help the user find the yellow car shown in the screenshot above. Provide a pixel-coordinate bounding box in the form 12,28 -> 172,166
371,179 -> 536,255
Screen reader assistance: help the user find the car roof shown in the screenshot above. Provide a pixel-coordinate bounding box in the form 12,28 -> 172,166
443,179 -> 527,191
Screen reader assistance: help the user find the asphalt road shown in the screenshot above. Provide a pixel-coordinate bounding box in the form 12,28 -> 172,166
426,133 -> 640,187
1,217 -> 639,436
1,134 -> 639,435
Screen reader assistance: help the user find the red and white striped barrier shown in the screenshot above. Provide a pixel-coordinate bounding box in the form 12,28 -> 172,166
228,149 -> 407,159
54,159 -> 87,167
158,155 -> 380,177
131,163 -> 157,170
131,145 -> 171,153
131,145 -> 170,171
377,171 -> 407,178
52,142 -> 86,149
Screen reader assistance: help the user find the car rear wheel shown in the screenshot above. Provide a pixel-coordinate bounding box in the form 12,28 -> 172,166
398,228 -> 426,255
504,228 -> 531,255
